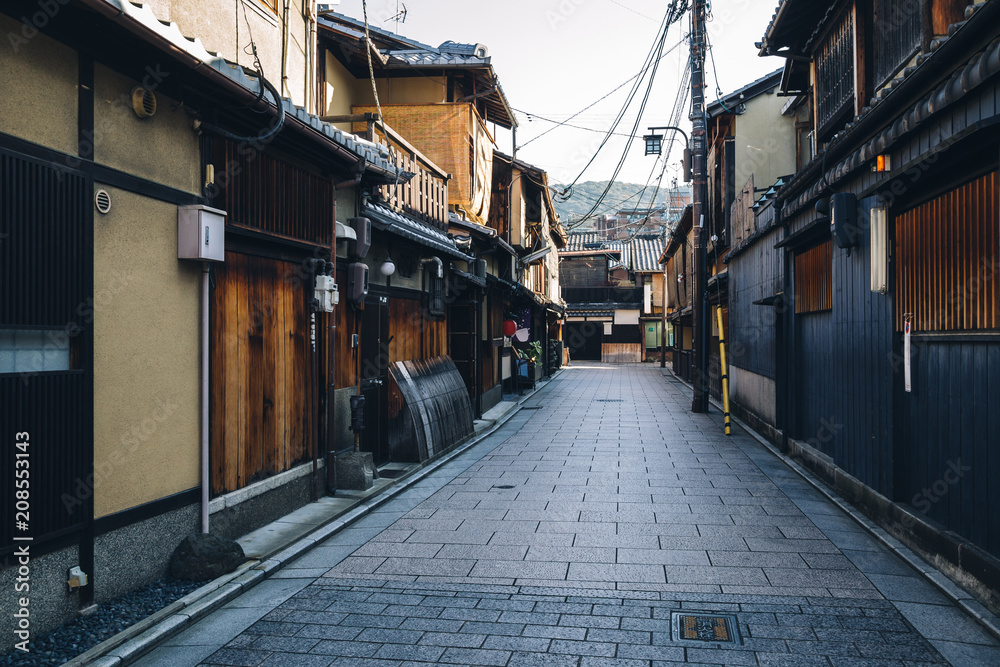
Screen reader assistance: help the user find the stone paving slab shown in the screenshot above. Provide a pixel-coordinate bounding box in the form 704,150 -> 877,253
137,365 -> 1000,667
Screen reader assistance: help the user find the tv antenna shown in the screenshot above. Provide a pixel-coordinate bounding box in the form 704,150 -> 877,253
385,2 -> 407,29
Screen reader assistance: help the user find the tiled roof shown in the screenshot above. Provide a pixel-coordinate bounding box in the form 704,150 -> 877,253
365,201 -> 473,261
102,0 -> 405,179
559,233 -> 666,273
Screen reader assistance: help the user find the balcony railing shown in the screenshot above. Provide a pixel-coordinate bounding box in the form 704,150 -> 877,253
561,286 -> 644,304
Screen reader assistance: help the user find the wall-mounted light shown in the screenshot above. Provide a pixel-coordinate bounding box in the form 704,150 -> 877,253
873,154 -> 892,173
870,205 -> 888,294
379,253 -> 396,277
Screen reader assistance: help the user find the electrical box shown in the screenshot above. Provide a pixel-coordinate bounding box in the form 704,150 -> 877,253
349,217 -> 372,259
830,192 -> 858,249
178,205 -> 225,262
473,258 -> 487,280
347,262 -> 368,304
314,274 -> 339,312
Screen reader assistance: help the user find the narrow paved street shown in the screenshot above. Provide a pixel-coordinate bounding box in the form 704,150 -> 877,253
138,365 -> 1000,666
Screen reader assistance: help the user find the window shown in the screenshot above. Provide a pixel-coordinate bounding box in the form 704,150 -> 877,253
815,8 -> 856,141
258,0 -> 278,14
895,172 -> 999,332
795,239 -> 833,314
873,0 -> 922,88
0,329 -> 75,374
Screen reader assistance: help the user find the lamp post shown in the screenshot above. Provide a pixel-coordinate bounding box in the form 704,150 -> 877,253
642,127 -> 691,374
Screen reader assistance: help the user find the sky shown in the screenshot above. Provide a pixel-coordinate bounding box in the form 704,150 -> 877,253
330,0 -> 783,193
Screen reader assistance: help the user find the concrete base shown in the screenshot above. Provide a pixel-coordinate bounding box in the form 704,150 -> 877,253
336,451 -> 375,490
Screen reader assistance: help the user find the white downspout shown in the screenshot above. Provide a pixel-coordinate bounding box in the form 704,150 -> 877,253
201,262 -> 210,533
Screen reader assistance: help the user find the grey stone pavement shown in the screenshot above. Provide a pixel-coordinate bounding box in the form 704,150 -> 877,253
137,364 -> 1000,666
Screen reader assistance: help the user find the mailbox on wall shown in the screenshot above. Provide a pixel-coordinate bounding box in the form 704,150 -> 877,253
177,205 -> 226,262
347,262 -> 369,304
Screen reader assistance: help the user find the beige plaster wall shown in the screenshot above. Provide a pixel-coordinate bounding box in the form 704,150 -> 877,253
734,91 -> 797,193
92,187 -> 201,517
0,13 -> 78,154
324,51 -> 360,133
144,0 -> 314,111
93,63 -> 200,194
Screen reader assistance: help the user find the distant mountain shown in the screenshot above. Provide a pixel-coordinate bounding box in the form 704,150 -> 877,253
550,181 -> 673,226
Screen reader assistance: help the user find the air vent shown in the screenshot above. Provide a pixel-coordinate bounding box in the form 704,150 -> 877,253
131,87 -> 156,118
95,189 -> 111,214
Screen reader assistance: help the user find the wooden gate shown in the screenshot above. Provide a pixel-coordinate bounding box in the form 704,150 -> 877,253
210,252 -> 312,495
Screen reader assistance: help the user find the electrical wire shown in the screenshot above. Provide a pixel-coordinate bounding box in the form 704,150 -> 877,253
556,1 -> 685,204
515,38 -> 686,150
564,0 -> 689,228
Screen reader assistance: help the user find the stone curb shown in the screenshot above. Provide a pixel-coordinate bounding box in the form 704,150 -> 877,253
66,373 -> 559,666
664,369 -> 1000,642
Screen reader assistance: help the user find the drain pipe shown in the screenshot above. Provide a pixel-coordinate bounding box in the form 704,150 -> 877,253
200,262 -> 210,533
420,257 -> 443,278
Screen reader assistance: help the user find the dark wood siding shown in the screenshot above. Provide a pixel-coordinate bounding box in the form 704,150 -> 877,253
830,198 -> 895,496
896,337 -> 1000,556
728,227 -> 783,378
0,149 -> 92,554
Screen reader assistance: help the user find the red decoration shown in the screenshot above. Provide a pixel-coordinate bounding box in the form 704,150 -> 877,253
502,319 -> 517,337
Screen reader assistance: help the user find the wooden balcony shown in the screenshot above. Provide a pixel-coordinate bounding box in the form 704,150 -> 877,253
337,113 -> 450,232
353,103 -> 495,224
375,122 -> 450,232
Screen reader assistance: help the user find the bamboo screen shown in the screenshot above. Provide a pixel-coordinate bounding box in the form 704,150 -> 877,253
895,171 -> 999,332
794,239 -> 833,314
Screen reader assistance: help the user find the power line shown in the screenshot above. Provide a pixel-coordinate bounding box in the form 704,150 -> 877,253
564,0 -> 689,228
515,38 -> 686,150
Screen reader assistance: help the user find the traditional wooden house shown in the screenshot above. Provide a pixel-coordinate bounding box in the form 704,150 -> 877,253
0,0 -> 415,647
748,0 -> 1000,607
489,153 -> 568,391
703,69 -> 797,410
560,230 -> 666,363
661,206 -> 695,377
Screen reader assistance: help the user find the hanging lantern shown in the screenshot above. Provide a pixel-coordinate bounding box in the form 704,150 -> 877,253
503,319 -> 518,337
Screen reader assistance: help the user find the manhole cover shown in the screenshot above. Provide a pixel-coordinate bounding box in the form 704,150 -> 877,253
492,485 -> 516,489
671,612 -> 740,644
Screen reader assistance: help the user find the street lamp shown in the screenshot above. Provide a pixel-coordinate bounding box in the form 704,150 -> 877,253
643,126 -> 692,182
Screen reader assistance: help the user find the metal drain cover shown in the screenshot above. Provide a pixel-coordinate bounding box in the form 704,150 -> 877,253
492,485 -> 516,489
671,612 -> 740,644
595,399 -> 622,403
521,405 -> 544,410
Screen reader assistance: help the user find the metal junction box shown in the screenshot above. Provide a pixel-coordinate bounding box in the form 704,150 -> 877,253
178,205 -> 226,262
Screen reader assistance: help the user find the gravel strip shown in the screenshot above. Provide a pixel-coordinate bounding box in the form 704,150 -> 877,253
0,577 -> 202,666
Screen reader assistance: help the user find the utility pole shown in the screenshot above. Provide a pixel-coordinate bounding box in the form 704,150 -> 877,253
689,0 -> 709,413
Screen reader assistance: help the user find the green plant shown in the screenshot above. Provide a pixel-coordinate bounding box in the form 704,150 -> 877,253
524,340 -> 543,362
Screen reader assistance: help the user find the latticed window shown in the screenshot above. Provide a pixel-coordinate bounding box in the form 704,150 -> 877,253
795,239 -> 832,314
815,8 -> 856,140
895,172 -> 1000,332
873,0 -> 922,88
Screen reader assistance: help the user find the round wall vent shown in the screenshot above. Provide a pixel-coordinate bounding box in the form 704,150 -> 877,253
131,87 -> 157,118
95,189 -> 112,214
